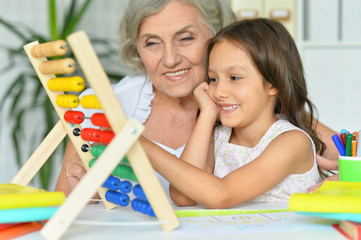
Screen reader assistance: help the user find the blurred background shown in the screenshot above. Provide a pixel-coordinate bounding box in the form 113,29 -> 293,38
1,0 -> 360,190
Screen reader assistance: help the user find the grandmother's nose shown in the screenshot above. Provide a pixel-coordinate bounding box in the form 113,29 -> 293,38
163,44 -> 181,67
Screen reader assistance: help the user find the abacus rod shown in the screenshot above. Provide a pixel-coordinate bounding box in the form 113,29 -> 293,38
11,121 -> 66,186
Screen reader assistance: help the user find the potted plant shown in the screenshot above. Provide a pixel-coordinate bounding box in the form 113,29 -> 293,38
0,0 -> 124,189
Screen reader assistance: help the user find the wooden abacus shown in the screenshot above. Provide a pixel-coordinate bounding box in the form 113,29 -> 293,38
12,31 -> 179,240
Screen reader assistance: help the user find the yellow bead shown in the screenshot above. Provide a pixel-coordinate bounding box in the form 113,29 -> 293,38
48,76 -> 85,92
80,95 -> 102,109
56,94 -> 80,108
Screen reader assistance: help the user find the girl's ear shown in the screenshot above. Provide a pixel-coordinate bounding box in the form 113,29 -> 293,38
266,83 -> 279,96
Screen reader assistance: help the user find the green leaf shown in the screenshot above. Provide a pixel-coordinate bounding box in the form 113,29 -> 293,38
49,0 -> 58,40
61,0 -> 77,38
0,18 -> 28,41
8,75 -> 26,117
0,74 -> 23,110
11,108 -> 26,168
39,155 -> 52,189
31,79 -> 46,106
0,0 -> 124,190
62,0 -> 92,38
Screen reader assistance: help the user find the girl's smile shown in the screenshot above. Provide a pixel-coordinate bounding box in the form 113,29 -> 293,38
219,104 -> 240,114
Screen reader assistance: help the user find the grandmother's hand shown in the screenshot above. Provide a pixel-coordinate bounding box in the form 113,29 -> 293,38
65,153 -> 87,191
55,141 -> 100,202
308,173 -> 339,192
307,154 -> 339,192
316,154 -> 338,170
55,141 -> 86,194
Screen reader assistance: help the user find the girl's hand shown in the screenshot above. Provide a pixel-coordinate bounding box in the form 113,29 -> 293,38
193,82 -> 219,119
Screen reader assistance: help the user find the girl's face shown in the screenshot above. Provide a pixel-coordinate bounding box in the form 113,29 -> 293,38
207,40 -> 278,129
136,1 -> 212,99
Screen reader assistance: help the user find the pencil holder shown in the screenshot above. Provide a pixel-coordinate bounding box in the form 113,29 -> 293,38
339,156 -> 361,182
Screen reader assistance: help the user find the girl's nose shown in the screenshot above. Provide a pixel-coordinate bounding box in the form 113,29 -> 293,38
163,44 -> 181,67
214,81 -> 229,100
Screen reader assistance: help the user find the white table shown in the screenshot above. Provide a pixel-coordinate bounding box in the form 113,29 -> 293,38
15,202 -> 346,240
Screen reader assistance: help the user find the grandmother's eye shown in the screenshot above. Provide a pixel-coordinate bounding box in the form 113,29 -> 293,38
181,37 -> 194,41
145,42 -> 157,47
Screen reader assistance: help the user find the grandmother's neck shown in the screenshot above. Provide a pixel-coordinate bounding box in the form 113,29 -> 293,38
153,88 -> 198,110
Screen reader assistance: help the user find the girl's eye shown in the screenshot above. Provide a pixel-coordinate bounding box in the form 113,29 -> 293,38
209,77 -> 218,83
231,76 -> 241,80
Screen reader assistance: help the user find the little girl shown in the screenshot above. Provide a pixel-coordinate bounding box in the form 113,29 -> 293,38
140,18 -> 326,208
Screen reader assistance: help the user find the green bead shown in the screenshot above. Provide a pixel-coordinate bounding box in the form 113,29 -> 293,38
112,165 -> 138,182
89,158 -> 96,168
91,145 -> 106,157
121,156 -> 129,164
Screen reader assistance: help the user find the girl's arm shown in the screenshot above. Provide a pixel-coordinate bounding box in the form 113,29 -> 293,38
169,111 -> 215,206
141,129 -> 314,209
170,82 -> 218,206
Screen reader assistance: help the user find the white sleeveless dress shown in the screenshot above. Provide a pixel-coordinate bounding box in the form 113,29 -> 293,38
213,119 -> 322,202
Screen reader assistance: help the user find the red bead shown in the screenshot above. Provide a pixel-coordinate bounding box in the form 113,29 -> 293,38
91,113 -> 110,128
99,131 -> 114,144
64,110 -> 84,124
81,128 -> 101,142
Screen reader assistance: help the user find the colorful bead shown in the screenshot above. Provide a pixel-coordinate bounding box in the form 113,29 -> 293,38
105,190 -> 130,207
47,76 -> 85,92
119,180 -> 132,194
102,176 -> 121,191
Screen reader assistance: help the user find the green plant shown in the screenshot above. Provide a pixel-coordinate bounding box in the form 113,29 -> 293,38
0,0 -> 124,189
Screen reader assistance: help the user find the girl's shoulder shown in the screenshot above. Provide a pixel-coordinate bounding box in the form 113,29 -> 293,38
264,119 -> 307,141
265,119 -> 316,164
262,119 -> 316,157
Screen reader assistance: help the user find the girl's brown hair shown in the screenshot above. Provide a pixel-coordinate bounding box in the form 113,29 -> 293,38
207,18 -> 327,178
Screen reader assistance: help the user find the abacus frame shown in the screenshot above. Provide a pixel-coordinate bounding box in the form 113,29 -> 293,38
12,30 -> 179,240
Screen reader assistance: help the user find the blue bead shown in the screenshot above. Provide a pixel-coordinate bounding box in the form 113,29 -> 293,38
131,198 -> 141,211
105,190 -> 115,203
144,202 -> 155,217
102,176 -> 120,191
149,208 -> 156,218
117,193 -> 130,207
105,190 -> 130,207
139,200 -> 147,214
119,180 -> 132,193
133,184 -> 147,200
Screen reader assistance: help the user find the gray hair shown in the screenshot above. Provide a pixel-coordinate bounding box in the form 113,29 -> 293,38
118,0 -> 237,73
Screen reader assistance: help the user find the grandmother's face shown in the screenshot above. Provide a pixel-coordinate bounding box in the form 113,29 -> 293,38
136,1 -> 212,99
